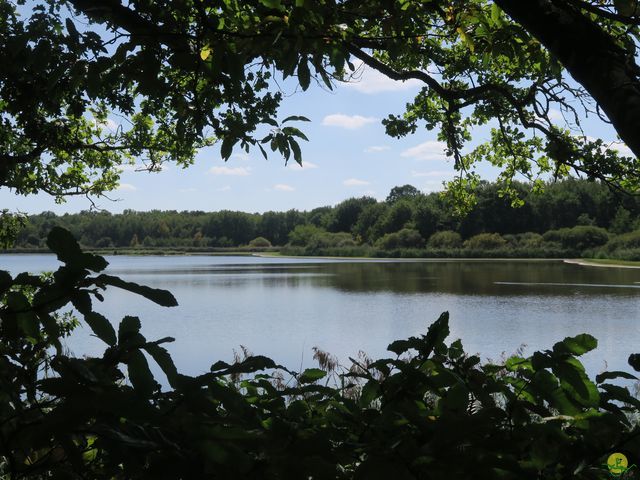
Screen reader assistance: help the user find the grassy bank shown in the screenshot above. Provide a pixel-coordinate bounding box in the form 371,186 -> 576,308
569,258 -> 640,268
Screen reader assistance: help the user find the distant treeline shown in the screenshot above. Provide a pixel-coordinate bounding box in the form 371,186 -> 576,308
9,179 -> 640,259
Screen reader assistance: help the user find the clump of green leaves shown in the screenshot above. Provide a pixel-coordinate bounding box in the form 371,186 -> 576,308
0,210 -> 26,249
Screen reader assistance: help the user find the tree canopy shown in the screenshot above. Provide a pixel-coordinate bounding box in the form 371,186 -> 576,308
3,0 -> 640,204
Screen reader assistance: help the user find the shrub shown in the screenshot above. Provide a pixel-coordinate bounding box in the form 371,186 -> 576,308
290,229 -> 356,254
609,207 -> 634,234
143,235 -> 155,247
543,225 -> 609,251
95,236 -> 114,248
288,224 -> 325,246
249,236 -> 272,248
376,228 -> 425,250
517,232 -> 544,248
464,232 -> 507,250
605,230 -> 640,253
25,234 -> 41,247
427,230 -> 462,249
607,248 -> 640,261
308,231 -> 355,250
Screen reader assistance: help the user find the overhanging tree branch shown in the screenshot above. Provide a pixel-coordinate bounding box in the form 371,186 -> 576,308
495,0 -> 640,158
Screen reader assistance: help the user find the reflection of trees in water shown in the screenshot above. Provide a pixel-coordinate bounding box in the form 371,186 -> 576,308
147,261 -> 640,297
315,262 -> 640,297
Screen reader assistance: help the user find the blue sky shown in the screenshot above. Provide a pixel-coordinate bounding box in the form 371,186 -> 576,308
1,63 -> 629,215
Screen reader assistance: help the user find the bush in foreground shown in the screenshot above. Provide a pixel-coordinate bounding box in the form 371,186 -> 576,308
2,228 -> 640,479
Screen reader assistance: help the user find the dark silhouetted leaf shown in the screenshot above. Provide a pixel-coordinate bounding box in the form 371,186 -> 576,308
85,312 -> 117,346
297,59 -> 310,90
46,227 -> 108,272
553,334 -> 597,356
144,342 -> 179,386
360,380 -> 380,407
118,315 -> 141,343
282,115 -> 310,123
629,353 -> 640,372
423,311 -> 450,355
298,368 -> 326,384
46,227 -> 81,262
0,270 -> 12,294
97,274 -> 178,307
221,136 -> 235,160
211,355 -> 278,376
290,138 -> 302,165
596,370 -> 638,383
128,350 -> 157,396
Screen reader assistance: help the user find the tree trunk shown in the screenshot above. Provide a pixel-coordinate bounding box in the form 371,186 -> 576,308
495,0 -> 640,158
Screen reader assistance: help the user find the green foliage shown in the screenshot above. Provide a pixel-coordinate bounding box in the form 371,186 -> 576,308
376,228 -> 425,250
601,230 -> 640,260
610,207 -> 636,234
289,224 -> 355,252
5,0 -> 640,212
385,184 -> 421,204
606,230 -> 640,252
248,236 -> 272,248
503,232 -> 545,252
0,210 -> 26,249
288,223 -> 325,247
7,180 -> 640,255
543,225 -> 610,251
427,230 -> 463,249
464,232 -> 507,250
328,197 -> 377,234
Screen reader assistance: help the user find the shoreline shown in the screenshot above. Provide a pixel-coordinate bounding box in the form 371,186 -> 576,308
563,259 -> 640,269
3,249 -> 639,268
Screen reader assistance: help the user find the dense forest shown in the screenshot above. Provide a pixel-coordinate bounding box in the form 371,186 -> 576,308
10,179 -> 640,260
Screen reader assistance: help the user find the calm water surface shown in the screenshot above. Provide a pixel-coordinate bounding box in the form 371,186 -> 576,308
3,254 -> 640,376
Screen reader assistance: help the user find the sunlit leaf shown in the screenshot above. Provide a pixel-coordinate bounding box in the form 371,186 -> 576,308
200,46 -> 212,61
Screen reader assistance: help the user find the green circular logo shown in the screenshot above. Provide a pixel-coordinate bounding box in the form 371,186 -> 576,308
608,453 -> 629,476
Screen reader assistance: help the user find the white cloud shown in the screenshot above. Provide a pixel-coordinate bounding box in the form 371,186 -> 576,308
423,180 -> 447,192
548,109 -> 564,122
93,118 -> 119,132
274,183 -> 295,191
217,185 -> 232,192
341,60 -> 422,94
365,145 -> 390,153
343,178 -> 370,186
287,160 -> 319,170
116,183 -> 137,192
611,143 -> 635,157
322,114 -> 377,130
411,170 -> 453,178
573,135 -> 636,158
208,166 -> 252,176
401,141 -> 450,161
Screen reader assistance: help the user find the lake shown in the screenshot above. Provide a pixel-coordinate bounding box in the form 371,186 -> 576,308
3,254 -> 640,377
